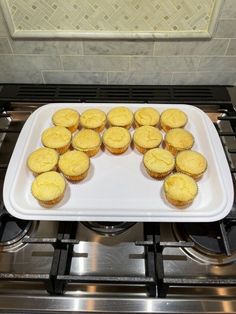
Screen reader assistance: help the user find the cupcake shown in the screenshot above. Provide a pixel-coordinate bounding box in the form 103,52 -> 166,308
143,148 -> 175,179
31,171 -> 66,207
58,150 -> 90,182
160,108 -> 188,132
133,126 -> 162,154
27,147 -> 59,176
134,107 -> 160,127
176,150 -> 207,179
72,129 -> 101,157
80,109 -> 106,132
163,173 -> 198,207
165,128 -> 194,155
52,108 -> 79,133
103,127 -> 131,154
107,107 -> 133,129
41,126 -> 71,154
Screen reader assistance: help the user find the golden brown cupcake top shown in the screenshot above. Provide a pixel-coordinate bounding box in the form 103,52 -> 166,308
144,148 -> 175,174
41,126 -> 71,149
176,150 -> 207,176
103,127 -> 131,148
107,107 -> 133,127
133,126 -> 162,149
58,150 -> 90,177
31,171 -> 66,202
164,173 -> 198,204
80,109 -> 106,129
161,108 -> 187,130
165,128 -> 194,150
134,107 -> 160,126
72,129 -> 101,151
52,108 -> 79,128
27,147 -> 58,174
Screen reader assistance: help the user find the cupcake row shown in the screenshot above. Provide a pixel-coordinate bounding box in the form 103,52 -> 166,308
51,107 -> 188,132
40,124 -> 195,157
28,148 -> 90,180
143,148 -> 207,180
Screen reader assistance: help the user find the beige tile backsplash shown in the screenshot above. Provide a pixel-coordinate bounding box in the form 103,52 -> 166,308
0,0 -> 236,85
5,0 -> 216,35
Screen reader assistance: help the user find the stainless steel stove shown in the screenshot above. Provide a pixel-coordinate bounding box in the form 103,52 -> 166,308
0,84 -> 236,313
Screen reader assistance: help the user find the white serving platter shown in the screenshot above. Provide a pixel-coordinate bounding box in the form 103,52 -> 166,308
3,103 -> 234,222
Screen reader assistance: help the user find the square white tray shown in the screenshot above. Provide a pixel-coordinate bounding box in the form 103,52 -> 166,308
3,103 -> 234,222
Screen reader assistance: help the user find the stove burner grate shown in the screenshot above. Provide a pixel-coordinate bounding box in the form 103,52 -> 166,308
0,206 -> 35,249
82,221 -> 136,236
178,223 -> 226,254
172,222 -> 236,264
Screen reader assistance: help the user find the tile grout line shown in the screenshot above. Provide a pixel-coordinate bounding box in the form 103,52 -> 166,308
152,42 -> 155,56
128,56 -> 131,72
1,52 -> 236,57
219,18 -> 236,20
40,71 -> 46,84
33,70 -> 236,74
59,55 -> 64,71
57,54 -> 236,57
6,37 -> 13,54
81,41 -> 84,56
106,72 -> 108,84
196,56 -> 202,71
224,38 -> 231,55
35,70 -> 129,73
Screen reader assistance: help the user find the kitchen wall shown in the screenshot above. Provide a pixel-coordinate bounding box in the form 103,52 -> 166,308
0,0 -> 236,85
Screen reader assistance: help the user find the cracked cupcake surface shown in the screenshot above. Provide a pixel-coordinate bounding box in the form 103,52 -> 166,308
52,108 -> 79,133
27,147 -> 59,176
107,107 -> 133,129
176,150 -> 207,179
58,150 -> 90,182
164,173 -> 198,207
80,109 -> 106,132
31,171 -> 66,207
103,126 -> 131,154
161,108 -> 188,132
133,125 -> 162,154
72,129 -> 101,157
41,126 -> 72,154
165,128 -> 194,155
134,107 -> 160,127
143,148 -> 175,179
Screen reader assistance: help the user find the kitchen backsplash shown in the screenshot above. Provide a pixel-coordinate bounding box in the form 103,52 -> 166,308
0,0 -> 236,85
2,0 -> 219,38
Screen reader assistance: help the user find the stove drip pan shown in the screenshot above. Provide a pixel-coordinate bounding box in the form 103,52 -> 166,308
0,211 -> 37,251
82,222 -> 136,236
172,222 -> 236,265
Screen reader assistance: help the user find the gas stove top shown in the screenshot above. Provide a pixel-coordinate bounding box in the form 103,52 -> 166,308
0,84 -> 236,313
